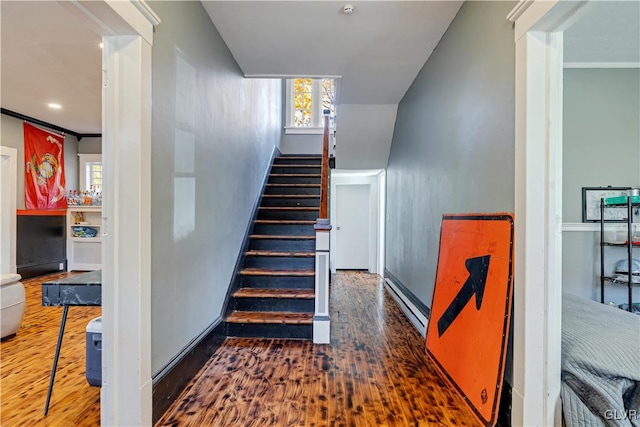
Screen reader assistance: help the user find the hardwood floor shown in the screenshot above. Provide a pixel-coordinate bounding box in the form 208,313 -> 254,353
0,272 -> 101,426
1,271 -> 483,426
157,271 -> 480,427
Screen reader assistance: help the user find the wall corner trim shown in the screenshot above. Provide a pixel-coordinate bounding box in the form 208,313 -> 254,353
507,1 -> 534,23
131,1 -> 161,26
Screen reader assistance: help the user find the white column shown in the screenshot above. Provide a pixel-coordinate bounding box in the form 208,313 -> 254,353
101,34 -> 153,426
512,28 -> 564,427
63,1 -> 159,424
313,220 -> 331,344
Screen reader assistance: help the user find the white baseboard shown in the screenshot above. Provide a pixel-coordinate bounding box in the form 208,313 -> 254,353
384,278 -> 428,337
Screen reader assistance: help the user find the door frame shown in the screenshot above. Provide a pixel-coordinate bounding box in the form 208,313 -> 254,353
0,146 -> 18,274
330,169 -> 385,275
63,1 -> 159,425
507,1 -> 588,425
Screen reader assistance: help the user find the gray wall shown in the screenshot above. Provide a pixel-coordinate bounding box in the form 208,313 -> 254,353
386,1 -> 516,308
78,137 -> 101,155
562,69 -> 640,222
335,104 -> 397,169
280,132 -> 321,154
149,1 -> 281,375
562,68 -> 640,302
1,114 -> 78,209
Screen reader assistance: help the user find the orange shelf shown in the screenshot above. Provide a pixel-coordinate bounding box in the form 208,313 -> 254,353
17,209 -> 66,216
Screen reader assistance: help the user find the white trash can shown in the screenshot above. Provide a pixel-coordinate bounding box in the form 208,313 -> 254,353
85,317 -> 102,387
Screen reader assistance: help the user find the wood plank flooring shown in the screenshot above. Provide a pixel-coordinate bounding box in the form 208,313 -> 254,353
157,271 -> 480,426
0,272 -> 101,426
1,271 -> 483,426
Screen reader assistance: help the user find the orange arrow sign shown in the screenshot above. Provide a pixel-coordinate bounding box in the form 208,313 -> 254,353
426,213 -> 514,427
437,254 -> 490,337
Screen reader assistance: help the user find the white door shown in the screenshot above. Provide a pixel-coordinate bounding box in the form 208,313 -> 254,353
335,184 -> 370,269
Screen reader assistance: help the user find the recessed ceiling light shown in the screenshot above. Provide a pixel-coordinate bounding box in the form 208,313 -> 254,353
48,103 -> 62,110
99,42 -> 103,49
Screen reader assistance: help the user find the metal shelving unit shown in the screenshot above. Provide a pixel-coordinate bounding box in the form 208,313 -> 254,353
599,197 -> 639,312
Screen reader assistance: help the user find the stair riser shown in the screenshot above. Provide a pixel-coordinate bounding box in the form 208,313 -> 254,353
240,275 -> 315,289
252,224 -> 316,236
226,323 -> 312,339
270,166 -> 322,175
268,175 -> 321,185
274,157 -> 322,166
249,239 -> 315,251
260,197 -> 320,208
233,297 -> 314,313
257,210 -> 319,220
244,256 -> 315,270
264,186 -> 320,196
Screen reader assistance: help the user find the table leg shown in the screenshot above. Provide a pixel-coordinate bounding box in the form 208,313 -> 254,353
44,305 -> 69,415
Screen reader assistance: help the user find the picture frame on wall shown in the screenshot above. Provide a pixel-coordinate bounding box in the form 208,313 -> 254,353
582,187 -> 631,222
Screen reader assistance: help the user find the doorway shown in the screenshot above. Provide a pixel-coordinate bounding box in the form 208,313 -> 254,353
63,2 -> 158,425
330,170 -> 385,275
335,184 -> 370,270
508,1 -> 589,425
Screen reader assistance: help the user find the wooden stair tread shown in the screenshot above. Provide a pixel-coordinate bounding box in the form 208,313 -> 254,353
275,156 -> 322,160
254,220 -> 316,224
240,268 -> 315,276
262,194 -> 320,198
269,174 -> 321,177
266,183 -> 320,187
259,206 -> 319,211
273,164 -> 321,168
233,288 -> 314,299
226,311 -> 313,325
245,250 -> 315,257
250,235 -> 315,240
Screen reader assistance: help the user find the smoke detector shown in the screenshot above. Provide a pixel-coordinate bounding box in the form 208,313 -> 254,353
343,4 -> 354,15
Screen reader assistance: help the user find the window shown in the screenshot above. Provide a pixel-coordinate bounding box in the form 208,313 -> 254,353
87,162 -> 102,191
78,154 -> 102,192
285,78 -> 335,134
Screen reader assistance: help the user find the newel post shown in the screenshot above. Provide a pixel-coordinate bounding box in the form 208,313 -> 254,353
314,110 -> 332,344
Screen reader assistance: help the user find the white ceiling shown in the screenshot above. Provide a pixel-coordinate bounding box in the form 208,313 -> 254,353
1,1 -> 638,157
0,1 -> 102,135
201,1 -> 463,105
564,1 -> 640,63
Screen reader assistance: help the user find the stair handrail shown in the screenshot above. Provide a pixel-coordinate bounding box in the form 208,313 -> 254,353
313,109 -> 332,344
319,110 -> 330,219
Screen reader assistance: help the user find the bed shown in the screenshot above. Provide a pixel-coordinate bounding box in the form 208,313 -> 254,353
562,294 -> 640,427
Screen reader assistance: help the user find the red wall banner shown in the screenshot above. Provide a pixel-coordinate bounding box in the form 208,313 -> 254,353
23,123 -> 67,209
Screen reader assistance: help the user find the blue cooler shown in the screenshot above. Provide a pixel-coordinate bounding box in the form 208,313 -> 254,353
86,316 -> 102,387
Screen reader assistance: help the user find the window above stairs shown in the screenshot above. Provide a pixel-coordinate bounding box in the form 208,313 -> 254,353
285,78 -> 335,134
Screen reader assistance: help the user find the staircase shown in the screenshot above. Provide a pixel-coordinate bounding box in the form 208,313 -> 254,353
225,155 -> 322,339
